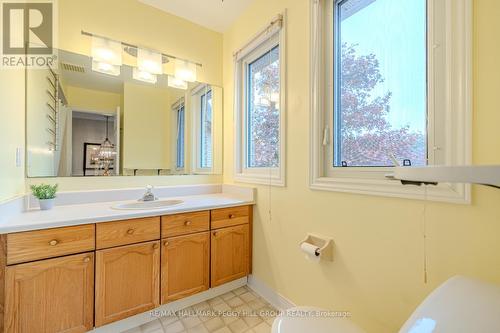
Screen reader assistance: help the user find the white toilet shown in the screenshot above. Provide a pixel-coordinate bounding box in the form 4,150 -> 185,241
272,276 -> 500,333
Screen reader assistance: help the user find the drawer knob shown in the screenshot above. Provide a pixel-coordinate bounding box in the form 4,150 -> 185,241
49,239 -> 58,246
229,214 -> 236,219
163,241 -> 169,247
126,229 -> 135,235
184,220 -> 192,226
153,243 -> 159,250
83,257 -> 91,263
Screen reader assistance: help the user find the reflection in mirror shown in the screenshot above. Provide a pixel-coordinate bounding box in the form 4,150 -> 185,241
26,49 -> 222,177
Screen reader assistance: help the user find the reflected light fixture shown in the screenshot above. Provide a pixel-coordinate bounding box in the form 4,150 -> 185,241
98,116 -> 116,176
133,67 -> 157,84
168,75 -> 188,90
91,35 -> 122,76
137,48 -> 163,75
174,59 -> 197,82
92,60 -> 121,76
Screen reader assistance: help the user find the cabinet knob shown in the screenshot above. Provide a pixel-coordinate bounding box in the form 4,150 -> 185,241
83,257 -> 91,263
163,241 -> 169,247
184,220 -> 192,226
213,231 -> 218,237
126,229 -> 135,235
229,214 -> 236,219
153,243 -> 159,250
49,239 -> 58,246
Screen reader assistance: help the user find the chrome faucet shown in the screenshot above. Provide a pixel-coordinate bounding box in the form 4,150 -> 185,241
139,185 -> 157,202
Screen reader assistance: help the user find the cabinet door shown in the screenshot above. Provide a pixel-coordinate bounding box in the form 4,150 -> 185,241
4,253 -> 94,333
95,241 -> 160,326
211,224 -> 250,287
161,232 -> 210,303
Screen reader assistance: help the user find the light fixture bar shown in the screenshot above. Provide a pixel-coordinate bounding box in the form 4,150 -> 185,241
81,30 -> 203,67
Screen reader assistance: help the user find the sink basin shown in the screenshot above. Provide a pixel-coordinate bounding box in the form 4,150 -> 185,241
111,199 -> 183,210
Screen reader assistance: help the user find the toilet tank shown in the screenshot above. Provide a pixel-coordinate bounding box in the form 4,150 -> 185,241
399,276 -> 500,333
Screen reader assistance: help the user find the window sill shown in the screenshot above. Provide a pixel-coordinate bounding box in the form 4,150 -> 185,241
309,175 -> 471,204
235,173 -> 285,187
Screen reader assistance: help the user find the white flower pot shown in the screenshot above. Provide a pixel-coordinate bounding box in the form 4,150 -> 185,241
39,198 -> 55,210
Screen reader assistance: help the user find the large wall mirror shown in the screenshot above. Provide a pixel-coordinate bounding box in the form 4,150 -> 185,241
26,49 -> 222,177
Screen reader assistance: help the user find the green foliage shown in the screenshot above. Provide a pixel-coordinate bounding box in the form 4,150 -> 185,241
30,184 -> 58,200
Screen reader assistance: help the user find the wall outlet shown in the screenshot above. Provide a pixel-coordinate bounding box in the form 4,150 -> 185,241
15,147 -> 22,167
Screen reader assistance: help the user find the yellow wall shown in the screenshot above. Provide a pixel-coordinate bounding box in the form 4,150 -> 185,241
123,82 -> 172,170
22,0 -> 223,192
66,86 -> 122,113
223,0 -> 500,332
0,69 -> 25,202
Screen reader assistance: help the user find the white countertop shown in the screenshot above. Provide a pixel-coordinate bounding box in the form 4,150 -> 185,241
0,186 -> 254,234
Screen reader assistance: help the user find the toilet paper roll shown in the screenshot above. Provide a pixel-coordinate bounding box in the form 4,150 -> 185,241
301,242 -> 321,262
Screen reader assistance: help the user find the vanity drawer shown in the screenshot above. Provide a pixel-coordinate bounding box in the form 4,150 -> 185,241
211,206 -> 251,229
161,211 -> 210,238
96,217 -> 160,249
6,224 -> 95,265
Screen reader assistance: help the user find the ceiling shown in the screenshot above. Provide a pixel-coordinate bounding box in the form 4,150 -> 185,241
138,0 -> 254,32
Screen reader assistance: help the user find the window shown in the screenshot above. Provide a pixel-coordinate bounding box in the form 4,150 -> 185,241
333,0 -> 427,167
234,15 -> 286,186
175,102 -> 185,169
200,89 -> 213,168
310,0 -> 472,202
191,84 -> 214,173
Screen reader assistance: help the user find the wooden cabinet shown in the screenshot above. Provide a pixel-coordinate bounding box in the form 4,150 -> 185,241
211,224 -> 250,287
161,211 -> 210,238
95,241 -> 160,326
6,225 -> 95,265
96,217 -> 160,249
161,232 -> 210,303
4,253 -> 94,333
211,206 -> 250,229
0,204 -> 252,331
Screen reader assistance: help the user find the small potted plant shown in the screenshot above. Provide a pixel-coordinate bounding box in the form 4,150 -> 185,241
30,184 -> 58,210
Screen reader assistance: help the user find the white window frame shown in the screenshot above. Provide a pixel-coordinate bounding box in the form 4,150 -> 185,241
191,84 -> 214,174
310,0 -> 472,203
234,14 -> 286,186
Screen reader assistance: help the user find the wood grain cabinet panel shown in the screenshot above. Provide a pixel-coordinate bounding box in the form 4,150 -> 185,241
4,253 -> 94,333
161,232 -> 210,303
95,241 -> 160,326
161,211 -> 210,238
211,224 -> 250,287
210,206 -> 250,229
96,217 -> 160,249
6,225 -> 95,265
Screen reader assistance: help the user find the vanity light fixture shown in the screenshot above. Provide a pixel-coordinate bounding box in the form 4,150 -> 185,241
91,35 -> 122,76
133,67 -> 157,84
167,75 -> 188,90
137,48 -> 163,75
174,59 -> 197,82
91,36 -> 123,65
82,31 -> 202,80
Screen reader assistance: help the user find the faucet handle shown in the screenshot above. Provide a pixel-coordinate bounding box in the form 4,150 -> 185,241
146,185 -> 153,191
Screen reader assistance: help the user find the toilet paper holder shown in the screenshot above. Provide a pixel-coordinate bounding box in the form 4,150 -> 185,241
300,234 -> 334,261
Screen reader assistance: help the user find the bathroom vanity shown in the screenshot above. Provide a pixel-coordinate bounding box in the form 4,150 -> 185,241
0,194 -> 253,332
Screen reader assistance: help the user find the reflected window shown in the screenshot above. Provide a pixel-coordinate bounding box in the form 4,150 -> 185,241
200,89 -> 213,168
176,103 -> 185,169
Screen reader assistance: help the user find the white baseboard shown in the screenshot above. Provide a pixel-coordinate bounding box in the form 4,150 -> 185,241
247,274 -> 296,311
90,277 -> 248,333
